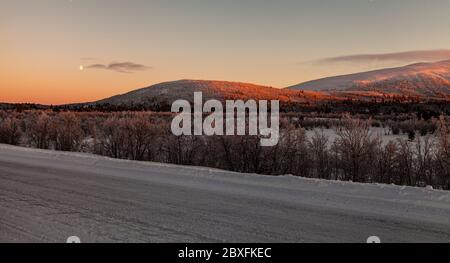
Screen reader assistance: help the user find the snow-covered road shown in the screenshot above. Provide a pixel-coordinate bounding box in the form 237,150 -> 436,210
0,144 -> 450,243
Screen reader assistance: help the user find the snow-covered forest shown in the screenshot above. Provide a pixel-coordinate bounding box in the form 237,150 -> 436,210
0,110 -> 449,190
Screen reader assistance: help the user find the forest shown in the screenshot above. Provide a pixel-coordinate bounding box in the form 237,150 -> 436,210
1,109 -> 449,190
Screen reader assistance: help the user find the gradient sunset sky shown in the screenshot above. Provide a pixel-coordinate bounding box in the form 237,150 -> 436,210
1,0 -> 450,104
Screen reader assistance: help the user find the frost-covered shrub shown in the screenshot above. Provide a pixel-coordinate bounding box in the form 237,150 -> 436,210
0,109 -> 449,190
0,116 -> 22,145
50,112 -> 84,151
26,112 -> 51,149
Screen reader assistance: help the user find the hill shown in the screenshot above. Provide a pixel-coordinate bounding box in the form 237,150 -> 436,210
288,60 -> 450,97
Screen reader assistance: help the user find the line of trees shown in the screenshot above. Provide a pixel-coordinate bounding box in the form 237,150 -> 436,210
0,110 -> 449,190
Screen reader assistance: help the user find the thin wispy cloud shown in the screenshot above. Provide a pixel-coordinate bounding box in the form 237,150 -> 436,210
85,62 -> 150,73
319,49 -> 450,64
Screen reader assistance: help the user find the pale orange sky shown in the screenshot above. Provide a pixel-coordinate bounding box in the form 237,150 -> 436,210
1,0 -> 450,105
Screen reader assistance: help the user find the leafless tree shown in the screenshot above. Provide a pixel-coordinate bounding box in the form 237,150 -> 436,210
375,141 -> 398,184
26,112 -> 51,149
308,129 -> 331,179
335,115 -> 377,182
436,116 -> 450,188
415,135 -> 436,186
0,116 -> 22,145
396,138 -> 415,186
51,112 -> 83,151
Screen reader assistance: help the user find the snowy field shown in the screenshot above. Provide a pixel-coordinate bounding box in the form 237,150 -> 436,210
0,144 -> 450,243
305,127 -> 411,145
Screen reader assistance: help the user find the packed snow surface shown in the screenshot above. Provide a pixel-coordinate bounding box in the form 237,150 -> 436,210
0,144 -> 449,243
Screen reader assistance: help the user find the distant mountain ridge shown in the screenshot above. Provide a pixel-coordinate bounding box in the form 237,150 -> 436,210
287,60 -> 450,97
77,61 -> 450,109
94,79 -> 330,106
